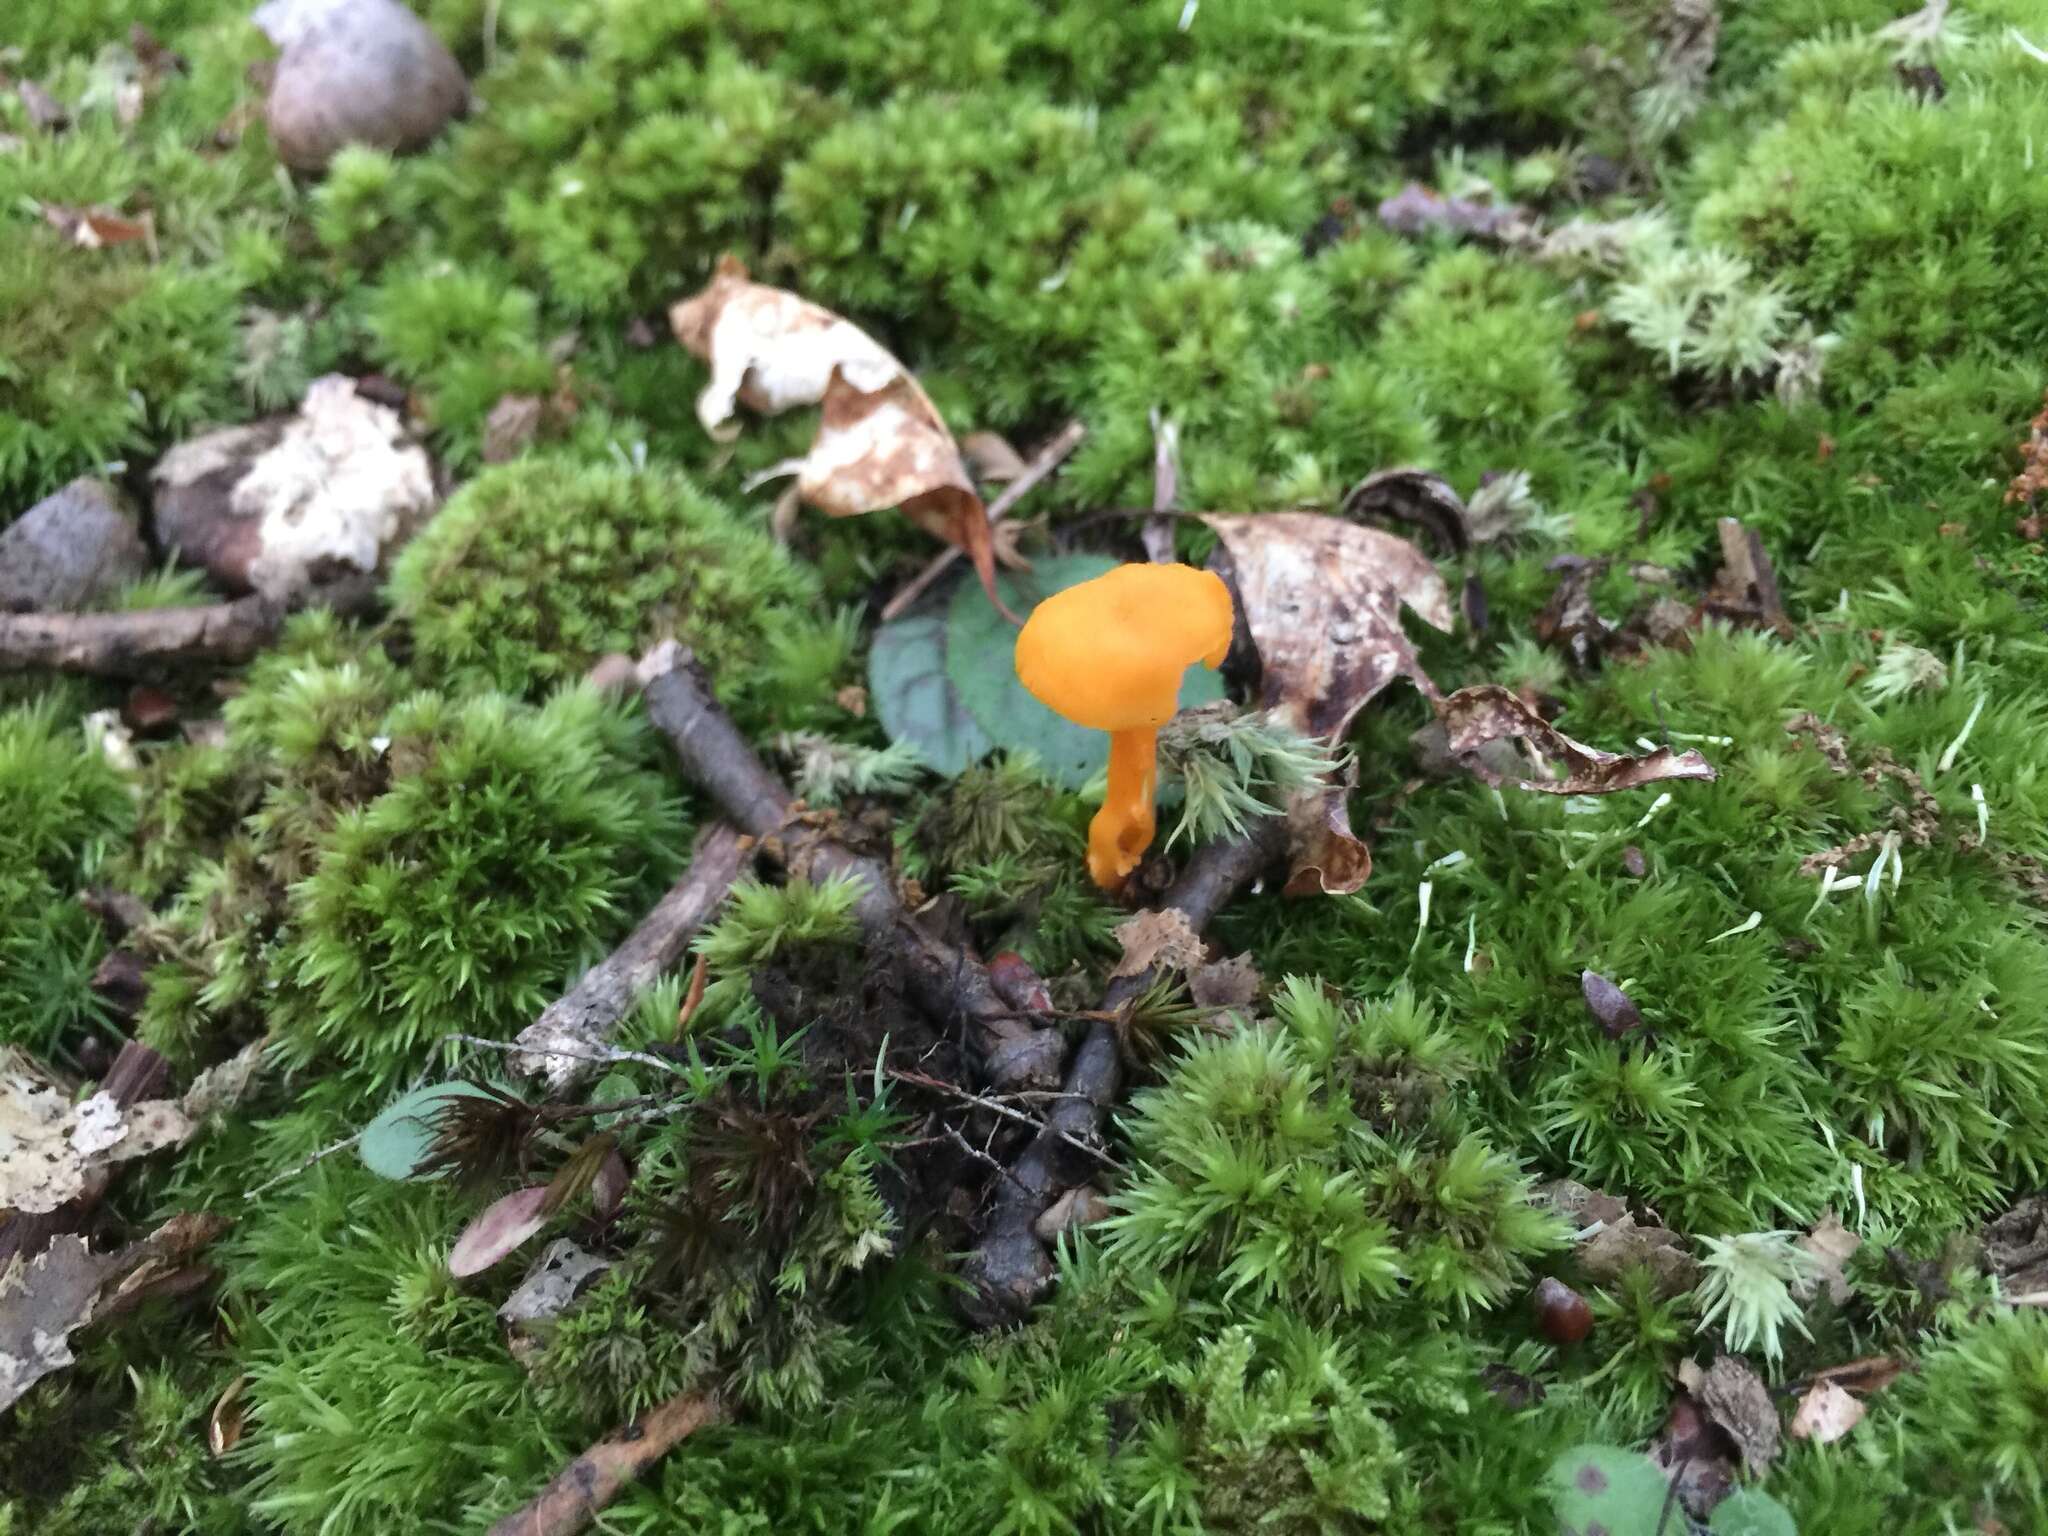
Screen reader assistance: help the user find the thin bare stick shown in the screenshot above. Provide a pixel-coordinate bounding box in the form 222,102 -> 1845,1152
487,1389 -> 726,1536
878,419 -> 1086,621
241,1130 -> 365,1202
511,823 -> 748,1090
885,1067 -> 1122,1170
0,575 -> 377,676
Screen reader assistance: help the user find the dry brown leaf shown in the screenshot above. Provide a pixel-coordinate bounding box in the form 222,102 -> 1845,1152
1578,1215 -> 1702,1298
208,1375 -> 249,1457
1189,952 -> 1262,1011
40,202 -> 155,254
1033,1185 -> 1111,1241
962,430 -> 1028,483
1789,1380 -> 1864,1444
1440,684 -> 1717,794
669,256 -> 1008,616
1111,908 -> 1206,980
1798,1210 -> 1861,1305
1203,512 -> 1452,897
1,1056 -> 194,1216
449,1184 -> 551,1278
1533,1178 -> 1631,1231
1696,1355 -> 1780,1477
1811,1355 -> 1906,1395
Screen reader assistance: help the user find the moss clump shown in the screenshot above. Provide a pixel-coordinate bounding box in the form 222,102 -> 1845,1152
276,686 -> 685,1080
388,457 -> 817,698
0,704 -> 133,1059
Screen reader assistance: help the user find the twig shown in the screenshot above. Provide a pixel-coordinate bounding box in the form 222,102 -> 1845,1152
630,645 -> 1065,1095
944,1123 -> 1031,1198
510,823 -> 748,1091
240,1129 -> 365,1203
878,420 -> 1086,622
885,1068 -> 1122,1170
959,818 -> 1285,1327
486,1389 -> 726,1536
454,1033 -> 684,1078
0,575 -> 378,676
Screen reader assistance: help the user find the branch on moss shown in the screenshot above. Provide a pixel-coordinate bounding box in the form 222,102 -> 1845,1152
511,822 -> 750,1092
485,1388 -> 726,1536
0,575 -> 378,676
878,419 -> 1087,622
960,818 -> 1286,1327
631,642 -> 1065,1094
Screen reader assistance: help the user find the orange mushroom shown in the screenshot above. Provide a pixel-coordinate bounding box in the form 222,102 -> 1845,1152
1013,562 -> 1235,890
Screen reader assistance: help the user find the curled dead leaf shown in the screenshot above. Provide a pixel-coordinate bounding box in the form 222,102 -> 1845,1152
40,203 -> 155,255
1797,1210 -> 1861,1305
669,256 -> 1010,617
1341,466 -> 1469,555
1695,1355 -> 1780,1478
1440,684 -> 1716,794
208,1375 -> 249,1457
1203,512 -> 1453,897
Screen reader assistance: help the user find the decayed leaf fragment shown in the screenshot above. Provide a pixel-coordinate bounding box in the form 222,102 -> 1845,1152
1789,1380 -> 1864,1444
1440,684 -> 1717,794
670,255 -> 1007,616
1,1055 -> 194,1216
40,202 -> 156,254
1204,512 -> 1455,896
0,1211 -> 227,1412
1111,908 -> 1206,980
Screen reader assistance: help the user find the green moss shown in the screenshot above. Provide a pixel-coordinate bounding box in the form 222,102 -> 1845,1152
388,457 -> 817,698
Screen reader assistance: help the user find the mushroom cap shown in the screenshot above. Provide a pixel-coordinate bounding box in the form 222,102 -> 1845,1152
1013,562 -> 1234,732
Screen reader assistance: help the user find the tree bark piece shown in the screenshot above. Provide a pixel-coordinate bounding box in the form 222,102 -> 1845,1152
0,576 -> 377,676
511,823 -> 749,1091
485,1389 -> 725,1536
960,819 -> 1286,1327
629,644 -> 1063,1094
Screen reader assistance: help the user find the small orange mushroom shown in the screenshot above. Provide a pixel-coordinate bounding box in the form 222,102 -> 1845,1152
1013,562 -> 1235,890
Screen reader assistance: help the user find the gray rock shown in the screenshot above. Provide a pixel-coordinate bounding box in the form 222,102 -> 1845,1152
0,479 -> 150,613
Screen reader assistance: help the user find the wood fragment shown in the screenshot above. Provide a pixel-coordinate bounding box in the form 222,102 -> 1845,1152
510,824 -> 748,1091
0,576 -> 377,676
878,420 -> 1087,622
485,1389 -> 725,1536
960,819 -> 1286,1326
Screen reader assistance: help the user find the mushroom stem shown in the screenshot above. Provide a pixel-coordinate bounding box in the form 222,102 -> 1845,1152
1089,726 -> 1159,889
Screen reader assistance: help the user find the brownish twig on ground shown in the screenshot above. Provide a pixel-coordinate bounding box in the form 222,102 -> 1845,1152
0,576 -> 379,675
959,819 -> 1286,1326
878,420 -> 1087,622
511,823 -> 749,1091
485,1389 -> 726,1536
605,644 -> 1065,1093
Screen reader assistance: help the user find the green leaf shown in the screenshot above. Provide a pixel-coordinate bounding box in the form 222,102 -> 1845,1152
358,1082 -> 496,1180
1546,1444 -> 1673,1536
1709,1490 -> 1797,1536
869,605 -> 993,777
870,556 -> 1225,789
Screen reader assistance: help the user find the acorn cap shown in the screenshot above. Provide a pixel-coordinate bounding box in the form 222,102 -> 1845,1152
1013,563 -> 1233,732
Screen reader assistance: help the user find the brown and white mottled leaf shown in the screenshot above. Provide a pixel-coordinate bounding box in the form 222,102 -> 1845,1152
499,1239 -> 613,1339
1797,1210 -> 1861,1305
448,1184 -> 551,1278
1205,512 -> 1453,739
1190,952 -> 1262,1011
40,203 -> 154,253
1789,1380 -> 1865,1444
1440,684 -> 1717,794
669,255 -> 1007,614
0,1212 -> 227,1412
1111,908 -> 1206,980
1,1058 -> 194,1216
1203,512 -> 1451,897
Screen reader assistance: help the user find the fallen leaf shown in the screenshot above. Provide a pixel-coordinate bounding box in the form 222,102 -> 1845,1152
1695,1355 -> 1779,1478
1111,909 -> 1206,980
481,393 -> 545,464
669,255 -> 1008,615
1982,1194 -> 2048,1296
1703,518 -> 1791,633
1440,684 -> 1717,794
449,1185 -> 551,1277
181,1040 -> 266,1123
591,1147 -> 631,1223
1,1059 -> 194,1217
1204,512 -> 1453,897
962,430 -> 1027,483
1033,1186 -> 1110,1241
1579,1215 -> 1702,1298
208,1376 -> 249,1457
498,1238 -> 612,1361
1376,182 -> 1534,245
0,1212 -> 226,1412
40,203 -> 155,253
1533,1179 -> 1633,1232
1342,466 -> 1469,554
1534,556 -> 1614,670
1651,1391 -> 1738,1518
1581,970 -> 1644,1041
1809,1355 -> 1905,1395
1789,1380 -> 1864,1444
1797,1210 -> 1861,1305
1189,952 -> 1262,1011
